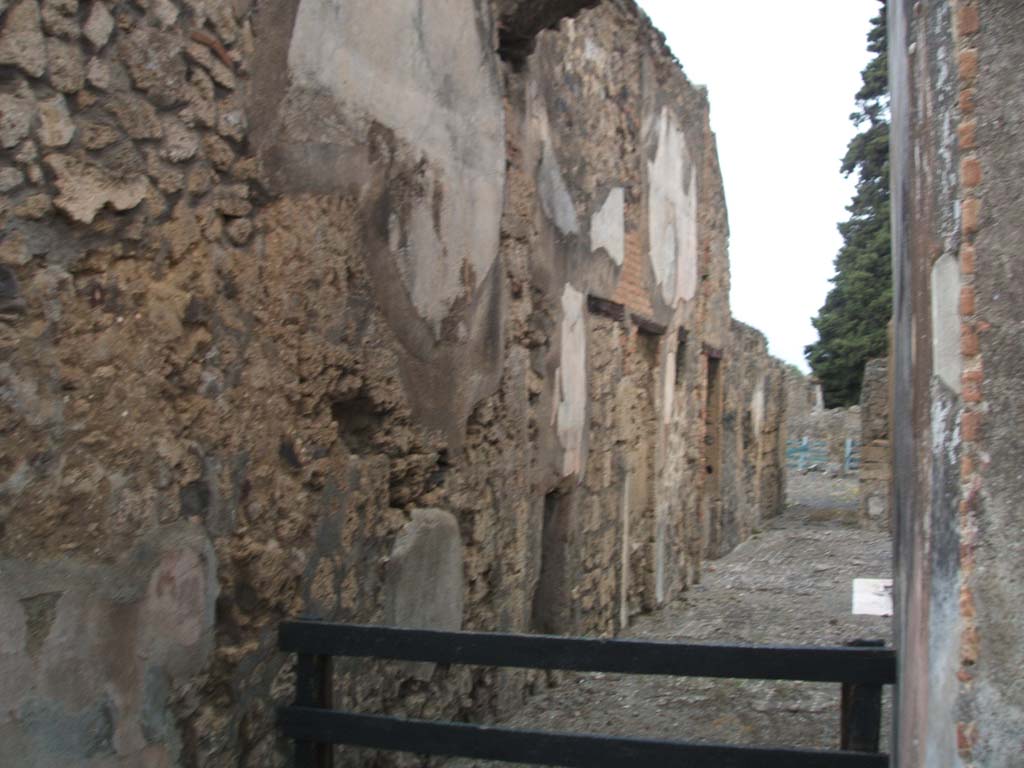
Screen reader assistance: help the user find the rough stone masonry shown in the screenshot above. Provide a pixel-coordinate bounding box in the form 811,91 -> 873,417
0,1 -> 788,765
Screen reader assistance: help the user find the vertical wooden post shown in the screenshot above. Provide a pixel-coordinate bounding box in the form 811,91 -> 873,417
295,648 -> 334,768
840,638 -> 885,752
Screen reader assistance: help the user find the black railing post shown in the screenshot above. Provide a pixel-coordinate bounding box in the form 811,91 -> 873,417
294,623 -> 334,768
840,639 -> 885,752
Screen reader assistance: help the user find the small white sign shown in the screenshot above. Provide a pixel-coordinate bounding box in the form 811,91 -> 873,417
853,578 -> 893,616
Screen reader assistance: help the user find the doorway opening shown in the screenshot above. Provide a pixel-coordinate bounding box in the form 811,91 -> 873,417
532,489 -> 574,635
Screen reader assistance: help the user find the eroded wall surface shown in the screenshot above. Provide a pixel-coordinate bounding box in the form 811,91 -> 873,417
891,0 -> 1024,765
0,0 -> 786,764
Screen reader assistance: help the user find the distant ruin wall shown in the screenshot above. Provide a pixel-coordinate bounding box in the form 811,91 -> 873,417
0,1 -> 785,764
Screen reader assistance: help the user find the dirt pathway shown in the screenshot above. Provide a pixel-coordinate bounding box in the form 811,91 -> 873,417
447,474 -> 893,766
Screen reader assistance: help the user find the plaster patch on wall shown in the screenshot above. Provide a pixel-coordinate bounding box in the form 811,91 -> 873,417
385,508 -> 464,679
287,0 -> 505,335
647,108 -> 698,305
555,285 -> 587,477
930,253 -> 962,393
751,376 -> 765,436
590,186 -> 625,266
526,78 -> 578,237
539,142 -> 580,235
385,508 -> 465,632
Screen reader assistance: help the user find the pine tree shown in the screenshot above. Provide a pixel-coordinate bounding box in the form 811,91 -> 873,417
805,2 -> 890,408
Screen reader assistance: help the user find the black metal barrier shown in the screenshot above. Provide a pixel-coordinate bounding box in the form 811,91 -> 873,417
278,620 -> 895,768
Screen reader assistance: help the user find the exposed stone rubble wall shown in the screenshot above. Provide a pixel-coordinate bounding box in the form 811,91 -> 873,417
857,358 -> 890,531
0,0 -> 785,764
890,0 -> 1024,764
710,320 -> 786,557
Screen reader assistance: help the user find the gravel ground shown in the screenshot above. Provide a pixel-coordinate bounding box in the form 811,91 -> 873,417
445,472 -> 893,766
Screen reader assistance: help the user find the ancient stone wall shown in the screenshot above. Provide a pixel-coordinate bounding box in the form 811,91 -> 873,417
783,366 -> 825,438
710,320 -> 785,557
783,367 -> 861,472
858,358 -> 890,530
0,1 -> 786,764
890,0 -> 1024,764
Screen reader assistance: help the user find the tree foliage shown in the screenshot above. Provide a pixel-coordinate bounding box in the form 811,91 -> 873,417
805,2 -> 891,408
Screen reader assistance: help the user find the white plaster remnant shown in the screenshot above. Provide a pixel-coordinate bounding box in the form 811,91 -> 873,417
590,186 -> 625,265
647,108 -> 698,304
539,141 -> 579,235
385,508 -> 465,680
930,252 -> 962,392
385,508 -> 464,632
555,284 -> 587,477
288,0 -> 505,336
751,376 -> 765,436
527,79 -> 578,236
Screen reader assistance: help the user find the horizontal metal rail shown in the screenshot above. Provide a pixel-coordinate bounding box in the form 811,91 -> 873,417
278,621 -> 894,767
278,620 -> 896,684
277,706 -> 889,768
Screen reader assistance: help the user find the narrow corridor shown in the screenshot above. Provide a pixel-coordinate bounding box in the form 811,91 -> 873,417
447,474 -> 892,766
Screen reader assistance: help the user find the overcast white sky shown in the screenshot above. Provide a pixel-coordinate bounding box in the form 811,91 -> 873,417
637,0 -> 880,371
